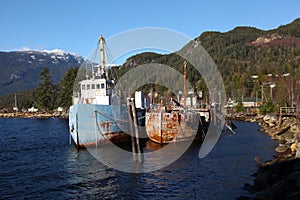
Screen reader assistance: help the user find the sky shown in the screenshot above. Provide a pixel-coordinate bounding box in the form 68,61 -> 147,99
0,0 -> 299,59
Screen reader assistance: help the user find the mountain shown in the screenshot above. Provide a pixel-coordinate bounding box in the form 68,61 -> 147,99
0,49 -> 83,96
112,18 -> 300,106
195,18 -> 300,98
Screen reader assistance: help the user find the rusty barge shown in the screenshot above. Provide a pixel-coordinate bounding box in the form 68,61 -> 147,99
145,61 -> 210,144
146,103 -> 210,144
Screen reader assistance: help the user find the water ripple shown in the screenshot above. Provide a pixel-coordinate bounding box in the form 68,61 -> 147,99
0,119 -> 276,199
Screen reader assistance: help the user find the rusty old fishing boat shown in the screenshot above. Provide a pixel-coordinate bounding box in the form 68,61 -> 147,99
145,61 -> 210,144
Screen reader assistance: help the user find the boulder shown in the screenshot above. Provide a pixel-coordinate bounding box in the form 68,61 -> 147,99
263,115 -> 270,121
275,144 -> 290,153
290,142 -> 299,156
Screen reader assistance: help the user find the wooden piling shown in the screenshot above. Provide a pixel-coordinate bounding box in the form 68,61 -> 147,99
69,132 -> 72,145
131,98 -> 143,162
160,111 -> 163,144
76,113 -> 79,149
127,98 -> 136,161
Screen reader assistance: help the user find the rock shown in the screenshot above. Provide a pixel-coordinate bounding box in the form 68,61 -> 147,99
294,133 -> 300,141
291,124 -> 300,135
284,131 -> 296,143
243,183 -> 255,193
277,135 -> 285,141
259,126 -> 266,131
287,171 -> 300,189
291,141 -> 299,153
255,157 -> 263,164
291,124 -> 298,132
276,144 -> 290,153
295,143 -> 300,158
263,115 -> 270,121
269,123 -> 276,128
254,182 -> 289,200
265,121 -> 276,128
287,191 -> 300,200
275,149 -> 292,159
269,116 -> 277,124
242,116 -> 300,200
276,126 -> 291,136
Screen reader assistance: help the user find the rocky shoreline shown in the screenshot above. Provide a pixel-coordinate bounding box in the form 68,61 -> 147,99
0,111 -> 68,119
236,113 -> 300,200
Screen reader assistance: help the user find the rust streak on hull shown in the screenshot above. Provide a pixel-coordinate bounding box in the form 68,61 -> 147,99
146,111 -> 199,144
75,131 -> 130,148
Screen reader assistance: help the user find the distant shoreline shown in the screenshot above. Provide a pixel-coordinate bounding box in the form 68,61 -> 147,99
0,112 -> 68,119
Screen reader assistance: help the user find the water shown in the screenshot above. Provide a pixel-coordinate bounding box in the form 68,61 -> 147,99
0,119 -> 277,199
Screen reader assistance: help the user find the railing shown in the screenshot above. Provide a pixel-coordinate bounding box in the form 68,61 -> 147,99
280,107 -> 299,116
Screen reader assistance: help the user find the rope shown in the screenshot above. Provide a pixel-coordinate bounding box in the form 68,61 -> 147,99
104,42 -> 121,81
94,110 -> 129,123
138,115 -> 145,120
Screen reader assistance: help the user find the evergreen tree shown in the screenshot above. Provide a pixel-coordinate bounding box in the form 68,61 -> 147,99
57,67 -> 79,108
235,99 -> 244,112
36,67 -> 55,111
259,100 -> 275,114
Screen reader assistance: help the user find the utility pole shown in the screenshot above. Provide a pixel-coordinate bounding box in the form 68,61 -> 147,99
291,80 -> 294,107
261,85 -> 264,103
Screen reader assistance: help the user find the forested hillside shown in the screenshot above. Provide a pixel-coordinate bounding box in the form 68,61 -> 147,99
110,18 -> 300,107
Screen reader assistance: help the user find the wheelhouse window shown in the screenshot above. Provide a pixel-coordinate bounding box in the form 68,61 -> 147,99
87,84 -> 90,90
91,84 -> 95,89
101,83 -> 105,89
96,84 -> 100,89
82,85 -> 85,90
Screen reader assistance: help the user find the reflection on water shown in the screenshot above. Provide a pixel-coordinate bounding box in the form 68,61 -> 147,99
0,119 -> 277,199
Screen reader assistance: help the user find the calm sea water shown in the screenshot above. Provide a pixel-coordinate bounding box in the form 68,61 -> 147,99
0,118 -> 277,199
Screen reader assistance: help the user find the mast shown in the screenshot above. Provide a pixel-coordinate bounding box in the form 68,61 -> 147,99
183,60 -> 187,107
99,35 -> 106,78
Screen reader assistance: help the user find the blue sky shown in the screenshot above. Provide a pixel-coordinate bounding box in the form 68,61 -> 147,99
0,0 -> 299,58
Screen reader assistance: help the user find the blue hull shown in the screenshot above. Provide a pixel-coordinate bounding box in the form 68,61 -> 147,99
69,104 -> 129,147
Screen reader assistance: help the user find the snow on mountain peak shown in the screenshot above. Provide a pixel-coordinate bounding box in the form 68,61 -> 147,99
42,49 -> 67,55
41,49 -> 82,60
15,48 -> 81,58
13,48 -> 83,64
